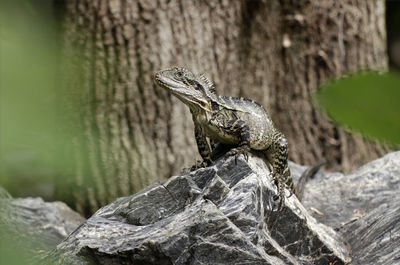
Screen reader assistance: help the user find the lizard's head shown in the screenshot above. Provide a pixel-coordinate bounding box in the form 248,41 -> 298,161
155,67 -> 216,111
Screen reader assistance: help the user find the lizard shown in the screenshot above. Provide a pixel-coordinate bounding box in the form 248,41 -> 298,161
155,66 -> 311,209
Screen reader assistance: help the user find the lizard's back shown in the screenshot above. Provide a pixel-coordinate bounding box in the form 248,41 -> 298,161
218,96 -> 277,150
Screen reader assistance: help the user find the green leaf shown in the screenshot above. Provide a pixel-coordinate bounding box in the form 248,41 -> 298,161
317,72 -> 400,144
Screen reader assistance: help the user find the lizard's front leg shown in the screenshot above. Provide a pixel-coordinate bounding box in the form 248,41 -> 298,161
225,119 -> 251,163
192,121 -> 213,170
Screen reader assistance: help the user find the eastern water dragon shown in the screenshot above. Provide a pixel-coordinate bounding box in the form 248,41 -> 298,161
155,66 -> 323,209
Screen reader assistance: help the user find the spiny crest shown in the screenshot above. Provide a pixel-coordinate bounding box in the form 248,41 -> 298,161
199,74 -> 217,94
198,74 -> 214,88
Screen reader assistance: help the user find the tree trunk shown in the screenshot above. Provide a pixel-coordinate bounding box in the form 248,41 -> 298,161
60,0 -> 388,214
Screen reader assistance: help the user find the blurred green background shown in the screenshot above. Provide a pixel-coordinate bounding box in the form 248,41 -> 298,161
0,1 -> 67,263
1,0 -> 61,200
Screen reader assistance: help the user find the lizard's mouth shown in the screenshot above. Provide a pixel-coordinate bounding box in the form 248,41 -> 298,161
155,73 -> 186,90
155,73 -> 208,109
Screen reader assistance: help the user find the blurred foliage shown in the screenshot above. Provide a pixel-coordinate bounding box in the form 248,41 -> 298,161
0,0 -> 61,199
317,72 -> 400,145
0,1 -> 80,263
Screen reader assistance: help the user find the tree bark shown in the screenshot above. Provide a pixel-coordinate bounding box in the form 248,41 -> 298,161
60,0 -> 388,214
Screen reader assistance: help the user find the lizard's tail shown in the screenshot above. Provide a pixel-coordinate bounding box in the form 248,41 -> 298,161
294,160 -> 326,201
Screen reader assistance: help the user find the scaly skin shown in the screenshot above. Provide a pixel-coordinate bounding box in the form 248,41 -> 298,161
155,67 -> 294,209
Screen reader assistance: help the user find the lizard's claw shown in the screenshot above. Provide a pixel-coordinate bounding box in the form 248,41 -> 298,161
181,161 -> 202,173
272,194 -> 285,211
226,146 -> 250,164
185,159 -> 212,172
286,185 -> 294,198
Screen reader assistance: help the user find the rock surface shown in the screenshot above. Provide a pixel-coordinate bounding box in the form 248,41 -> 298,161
2,151 -> 399,264
0,189 -> 85,254
299,151 -> 400,265
341,200 -> 400,265
48,154 -> 349,265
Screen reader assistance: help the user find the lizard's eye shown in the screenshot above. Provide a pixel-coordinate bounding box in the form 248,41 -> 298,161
193,83 -> 201,90
175,71 -> 184,79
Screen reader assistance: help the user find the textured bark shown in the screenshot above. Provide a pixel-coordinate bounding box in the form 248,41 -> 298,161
60,0 -> 388,214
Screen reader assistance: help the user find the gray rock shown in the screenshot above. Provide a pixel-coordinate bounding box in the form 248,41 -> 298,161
50,154 -> 349,265
301,152 -> 400,229
341,199 -> 400,265
0,194 -> 85,254
299,151 -> 400,264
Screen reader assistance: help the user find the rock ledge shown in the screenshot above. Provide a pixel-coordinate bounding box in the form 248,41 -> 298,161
50,154 -> 349,265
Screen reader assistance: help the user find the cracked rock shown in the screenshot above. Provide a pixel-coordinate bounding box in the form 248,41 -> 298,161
0,191 -> 85,259
48,154 -> 349,265
300,151 -> 400,265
